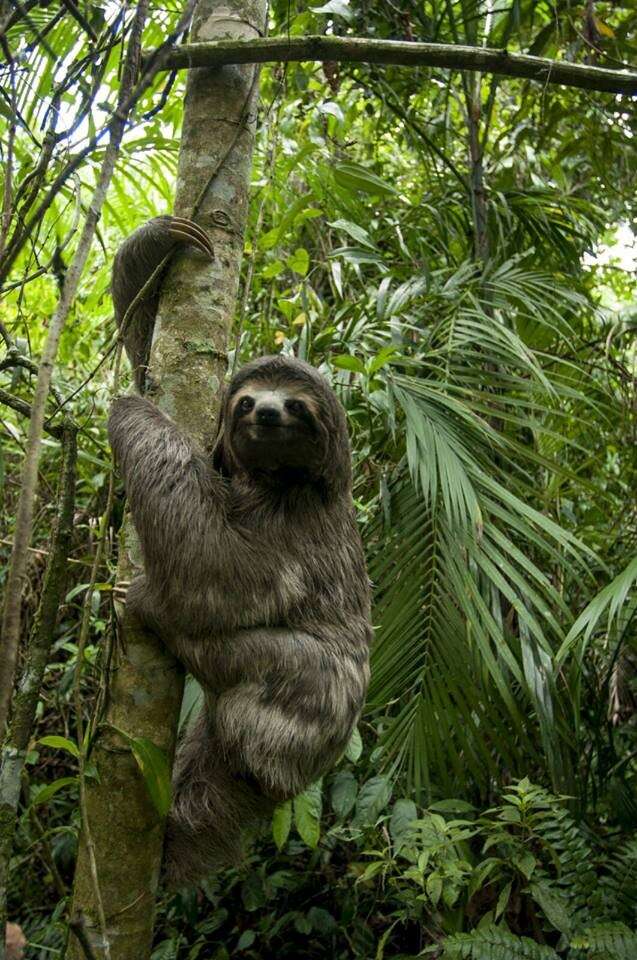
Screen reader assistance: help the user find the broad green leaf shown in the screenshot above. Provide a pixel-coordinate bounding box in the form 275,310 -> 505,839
293,781 -> 322,848
31,776 -> 78,807
311,0 -> 353,21
332,354 -> 365,374
345,726 -> 363,762
495,880 -> 512,920
389,799 -> 417,851
353,776 -> 392,826
38,736 -> 80,758
111,726 -> 171,817
330,770 -> 358,818
333,162 -> 396,197
327,219 -> 376,249
529,882 -> 572,936
287,247 -> 310,276
272,800 -> 292,850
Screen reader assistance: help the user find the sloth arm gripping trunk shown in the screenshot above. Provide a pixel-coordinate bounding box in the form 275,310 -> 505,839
108,396 -> 221,572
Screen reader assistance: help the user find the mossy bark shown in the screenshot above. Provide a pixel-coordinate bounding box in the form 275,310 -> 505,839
67,2 -> 266,958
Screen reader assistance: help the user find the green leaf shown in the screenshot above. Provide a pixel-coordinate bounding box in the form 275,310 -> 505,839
272,800 -> 292,850
307,906 -> 336,933
426,871 -> 442,906
317,101 -> 344,123
429,799 -> 476,814
332,354 -> 365,374
529,882 -> 572,936
360,860 -> 387,883
367,346 -> 397,375
344,725 -> 363,762
241,872 -> 265,911
38,736 -> 80,758
330,770 -> 358,818
495,879 -> 512,920
64,583 -> 92,603
111,726 -> 171,817
352,776 -> 392,826
294,781 -> 322,848
179,676 -> 203,733
311,0 -> 354,22
258,226 -> 280,250
287,247 -> 310,276
328,218 -> 376,249
262,259 -> 284,279
333,162 -> 397,197
31,776 -> 78,807
468,857 -> 501,898
389,798 -> 417,850
236,930 -> 256,951
514,849 -> 537,880
557,555 -> 637,663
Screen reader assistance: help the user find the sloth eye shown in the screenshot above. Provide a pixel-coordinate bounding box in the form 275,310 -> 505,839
239,396 -> 254,412
286,399 -> 305,415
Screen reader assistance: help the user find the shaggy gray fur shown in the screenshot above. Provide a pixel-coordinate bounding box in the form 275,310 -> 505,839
108,218 -> 372,885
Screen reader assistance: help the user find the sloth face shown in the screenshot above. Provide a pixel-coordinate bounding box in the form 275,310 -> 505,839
228,381 -> 326,476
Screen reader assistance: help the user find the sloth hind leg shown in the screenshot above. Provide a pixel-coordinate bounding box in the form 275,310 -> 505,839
215,682 -> 344,801
163,703 -> 268,887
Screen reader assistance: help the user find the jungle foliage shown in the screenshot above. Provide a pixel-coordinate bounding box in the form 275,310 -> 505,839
0,0 -> 636,957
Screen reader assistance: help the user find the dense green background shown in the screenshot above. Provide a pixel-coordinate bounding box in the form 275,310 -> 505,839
0,1 -> 636,957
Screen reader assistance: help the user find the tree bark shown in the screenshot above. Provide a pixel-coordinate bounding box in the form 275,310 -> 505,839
152,35 -> 637,96
67,2 -> 267,958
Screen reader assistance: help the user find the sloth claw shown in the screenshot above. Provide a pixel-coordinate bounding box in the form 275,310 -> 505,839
166,216 -> 214,260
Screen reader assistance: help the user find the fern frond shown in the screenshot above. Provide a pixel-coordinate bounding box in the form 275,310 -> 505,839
570,922 -> 637,960
439,923 -> 559,959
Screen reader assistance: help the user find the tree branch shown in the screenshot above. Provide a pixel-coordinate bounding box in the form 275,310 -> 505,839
150,35 -> 637,96
0,387 -> 65,439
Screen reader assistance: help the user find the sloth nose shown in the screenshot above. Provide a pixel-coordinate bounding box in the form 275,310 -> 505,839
256,405 -> 281,425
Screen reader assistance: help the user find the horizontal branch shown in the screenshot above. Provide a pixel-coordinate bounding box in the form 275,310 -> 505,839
0,386 -> 66,439
149,36 -> 637,96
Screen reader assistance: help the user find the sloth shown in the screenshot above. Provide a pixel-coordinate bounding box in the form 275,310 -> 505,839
108,217 -> 372,885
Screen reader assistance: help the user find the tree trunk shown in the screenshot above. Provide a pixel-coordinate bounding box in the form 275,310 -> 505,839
67,2 -> 266,958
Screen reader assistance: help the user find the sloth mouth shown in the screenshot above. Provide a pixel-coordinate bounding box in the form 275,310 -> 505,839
246,423 -> 290,434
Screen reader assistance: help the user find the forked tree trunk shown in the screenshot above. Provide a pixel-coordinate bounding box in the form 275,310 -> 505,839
68,2 -> 267,957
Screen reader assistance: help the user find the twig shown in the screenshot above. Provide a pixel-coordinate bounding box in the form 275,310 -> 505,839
0,387 -> 65,439
68,913 -> 99,960
0,538 -> 92,566
60,0 -> 98,42
29,805 -> 69,899
0,56 -> 16,261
